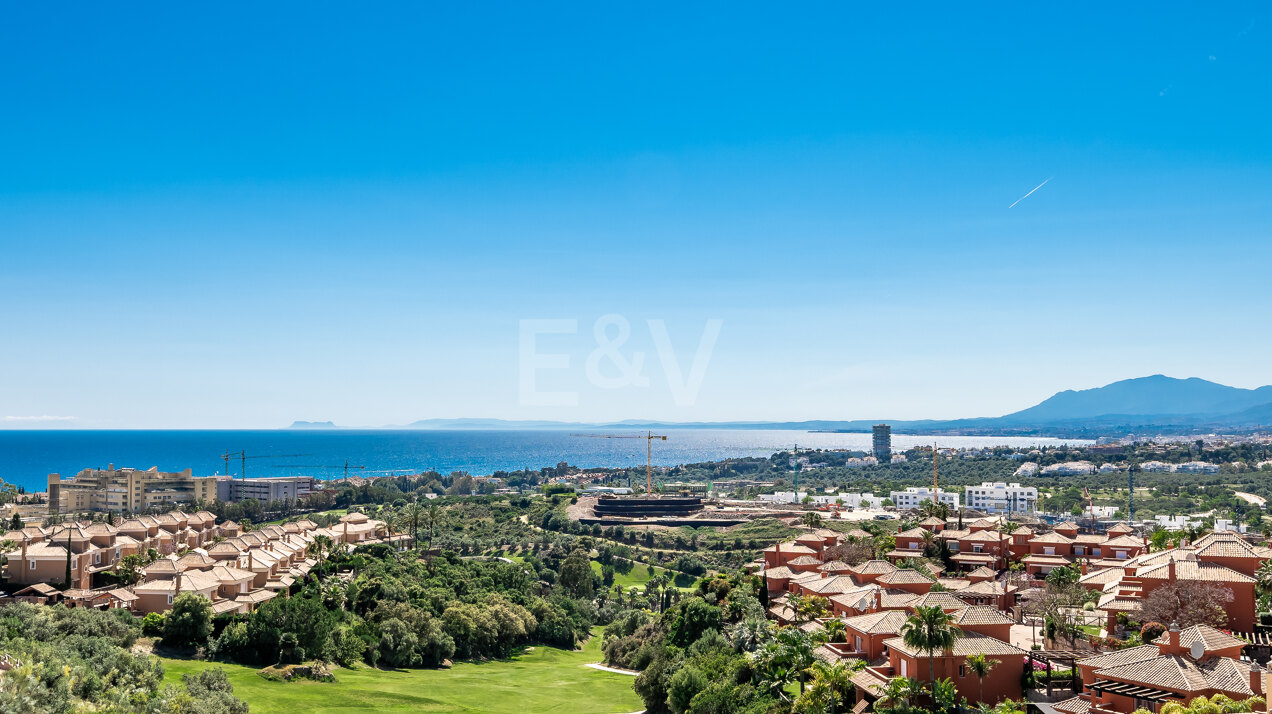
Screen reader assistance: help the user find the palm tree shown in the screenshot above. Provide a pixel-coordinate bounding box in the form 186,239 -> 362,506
423,502 -> 443,548
920,529 -> 938,556
400,500 -> 423,546
900,605 -> 962,687
788,593 -> 811,624
822,618 -> 847,644
880,676 -> 927,711
1256,559 -> 1272,600
965,653 -> 998,706
801,511 -> 824,528
802,659 -> 860,714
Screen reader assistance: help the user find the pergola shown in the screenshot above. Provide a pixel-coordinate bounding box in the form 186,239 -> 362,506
1027,650 -> 1084,697
1233,631 -> 1272,661
1091,679 -> 1179,704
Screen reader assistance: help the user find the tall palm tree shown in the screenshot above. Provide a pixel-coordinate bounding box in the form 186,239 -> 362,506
423,502 -> 443,548
400,500 -> 423,546
965,653 -> 998,706
901,605 -> 962,687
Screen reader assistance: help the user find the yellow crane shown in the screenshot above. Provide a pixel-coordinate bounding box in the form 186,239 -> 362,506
573,431 -> 668,495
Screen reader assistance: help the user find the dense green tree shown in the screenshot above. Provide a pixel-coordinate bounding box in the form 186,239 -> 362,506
164,592 -> 213,649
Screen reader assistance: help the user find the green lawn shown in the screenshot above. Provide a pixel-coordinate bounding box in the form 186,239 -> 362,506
590,559 -> 696,590
159,628 -> 641,714
261,509 -> 347,526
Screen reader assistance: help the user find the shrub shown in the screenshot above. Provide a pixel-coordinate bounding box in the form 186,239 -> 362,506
142,612 -> 166,637
1141,622 -> 1166,643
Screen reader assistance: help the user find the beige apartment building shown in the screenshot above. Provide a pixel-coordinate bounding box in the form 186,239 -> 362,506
47,465 -> 222,514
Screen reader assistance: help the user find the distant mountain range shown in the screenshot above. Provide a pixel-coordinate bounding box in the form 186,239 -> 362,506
289,375 -> 1272,438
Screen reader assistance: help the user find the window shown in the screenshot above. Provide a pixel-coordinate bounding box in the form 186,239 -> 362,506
1044,547 -> 1055,555
1116,551 -> 1128,559
901,659 -> 907,676
973,544 -> 983,553
30,560 -> 36,570
1074,547 -> 1084,555
909,542 -> 919,549
1093,548 -> 1102,556
959,665 -> 967,677
167,595 -> 173,605
856,636 -> 863,651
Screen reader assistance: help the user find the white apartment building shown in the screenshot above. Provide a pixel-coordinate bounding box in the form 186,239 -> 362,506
1013,462 -> 1039,477
962,482 -> 1037,514
888,487 -> 959,510
808,492 -> 885,509
1175,461 -> 1220,474
1154,515 -> 1201,531
758,491 -> 807,504
1040,461 -> 1095,476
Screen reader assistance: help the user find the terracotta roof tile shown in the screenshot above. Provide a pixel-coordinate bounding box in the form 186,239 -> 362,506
949,606 -> 1014,626
885,632 -> 1026,657
842,609 -> 909,635
1095,655 -> 1253,695
877,569 -> 935,586
1151,625 -> 1247,654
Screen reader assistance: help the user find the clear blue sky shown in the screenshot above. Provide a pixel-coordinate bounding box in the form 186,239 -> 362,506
2,4 -> 1270,428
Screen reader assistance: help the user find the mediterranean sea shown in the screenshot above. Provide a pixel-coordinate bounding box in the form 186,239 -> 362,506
0,429 -> 1089,493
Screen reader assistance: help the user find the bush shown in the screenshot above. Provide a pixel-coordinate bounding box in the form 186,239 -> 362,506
142,612 -> 166,637
1140,622 -> 1166,643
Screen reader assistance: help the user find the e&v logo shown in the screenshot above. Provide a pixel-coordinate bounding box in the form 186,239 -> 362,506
519,315 -> 722,408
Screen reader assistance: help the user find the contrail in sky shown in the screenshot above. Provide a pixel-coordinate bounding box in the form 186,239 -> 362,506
1009,177 -> 1052,208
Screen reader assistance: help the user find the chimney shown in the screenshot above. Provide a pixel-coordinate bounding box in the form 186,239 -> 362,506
1250,662 -> 1263,696
874,587 -> 882,612
175,569 -> 183,592
343,522 -> 349,541
248,550 -> 254,570
821,571 -> 828,578
1080,561 -> 1088,575
1168,559 -> 1177,582
1168,623 -> 1181,652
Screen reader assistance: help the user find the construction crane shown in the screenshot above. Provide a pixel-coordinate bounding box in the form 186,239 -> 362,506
270,460 -> 366,480
219,451 -> 312,479
574,431 -> 668,495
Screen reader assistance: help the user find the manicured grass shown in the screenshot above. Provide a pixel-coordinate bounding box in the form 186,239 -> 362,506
159,628 -> 641,714
260,509 -> 348,525
591,559 -> 696,590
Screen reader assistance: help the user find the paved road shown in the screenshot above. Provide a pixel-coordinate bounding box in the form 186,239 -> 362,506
1011,622 -> 1042,651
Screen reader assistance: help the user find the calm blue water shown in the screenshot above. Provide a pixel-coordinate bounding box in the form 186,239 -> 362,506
0,430 -> 1088,493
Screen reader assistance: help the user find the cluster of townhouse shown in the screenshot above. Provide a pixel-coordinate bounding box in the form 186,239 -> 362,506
756,517 -> 1271,711
1053,624 -> 1269,714
1,510 -> 404,615
1078,531 -> 1266,634
757,527 -> 1033,706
